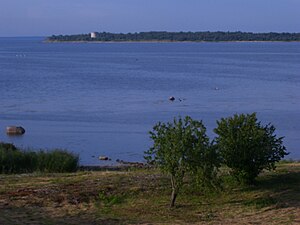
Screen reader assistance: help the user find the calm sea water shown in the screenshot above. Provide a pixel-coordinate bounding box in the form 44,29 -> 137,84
0,37 -> 299,165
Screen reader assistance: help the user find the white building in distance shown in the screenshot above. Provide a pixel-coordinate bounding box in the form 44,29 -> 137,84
91,32 -> 97,39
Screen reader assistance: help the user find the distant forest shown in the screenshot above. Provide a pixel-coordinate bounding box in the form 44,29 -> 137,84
47,31 -> 300,42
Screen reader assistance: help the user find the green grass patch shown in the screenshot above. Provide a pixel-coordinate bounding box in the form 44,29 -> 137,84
97,190 -> 126,207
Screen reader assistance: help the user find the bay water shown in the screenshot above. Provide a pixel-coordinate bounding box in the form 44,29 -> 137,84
0,37 -> 299,165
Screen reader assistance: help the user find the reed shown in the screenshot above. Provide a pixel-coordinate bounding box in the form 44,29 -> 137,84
0,143 -> 79,174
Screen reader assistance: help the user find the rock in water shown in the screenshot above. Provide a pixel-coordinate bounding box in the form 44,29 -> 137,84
99,156 -> 109,161
6,126 -> 26,135
169,96 -> 175,101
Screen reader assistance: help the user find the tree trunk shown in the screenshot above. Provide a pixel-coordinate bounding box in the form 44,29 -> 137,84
170,188 -> 177,208
170,175 -> 177,208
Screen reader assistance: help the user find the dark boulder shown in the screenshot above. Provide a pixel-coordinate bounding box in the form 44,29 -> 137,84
169,96 -> 175,101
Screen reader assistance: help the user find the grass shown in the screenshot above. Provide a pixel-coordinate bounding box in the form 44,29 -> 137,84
0,163 -> 299,224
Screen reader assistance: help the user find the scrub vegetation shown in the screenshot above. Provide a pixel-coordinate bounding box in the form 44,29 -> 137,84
146,113 -> 287,207
214,113 -> 288,184
0,143 -> 78,173
145,116 -> 220,207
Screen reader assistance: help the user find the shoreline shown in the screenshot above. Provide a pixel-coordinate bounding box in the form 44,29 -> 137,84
44,40 -> 300,44
79,163 -> 148,171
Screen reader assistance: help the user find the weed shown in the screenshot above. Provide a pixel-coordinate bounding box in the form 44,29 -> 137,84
98,191 -> 125,207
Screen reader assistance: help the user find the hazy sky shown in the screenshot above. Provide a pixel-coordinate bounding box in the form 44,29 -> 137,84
0,0 -> 299,36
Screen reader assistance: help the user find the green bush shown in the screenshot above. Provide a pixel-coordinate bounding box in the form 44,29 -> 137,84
0,142 -> 18,151
0,143 -> 79,174
145,116 -> 220,207
214,113 -> 288,184
36,149 -> 79,173
0,143 -> 37,173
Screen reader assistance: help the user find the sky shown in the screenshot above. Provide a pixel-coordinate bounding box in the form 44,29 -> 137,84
0,0 -> 299,37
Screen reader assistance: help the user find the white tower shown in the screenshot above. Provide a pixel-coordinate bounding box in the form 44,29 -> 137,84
91,32 -> 97,39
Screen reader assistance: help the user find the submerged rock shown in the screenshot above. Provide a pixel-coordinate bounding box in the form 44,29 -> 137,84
6,126 -> 26,135
99,156 -> 110,161
116,159 -> 145,167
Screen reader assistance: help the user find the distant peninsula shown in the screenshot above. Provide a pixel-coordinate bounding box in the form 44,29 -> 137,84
47,31 -> 300,42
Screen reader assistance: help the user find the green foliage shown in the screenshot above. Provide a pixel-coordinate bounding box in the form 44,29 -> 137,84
36,149 -> 79,173
0,142 -> 18,151
0,143 -> 79,174
48,31 -> 300,42
214,113 -> 288,184
0,143 -> 37,173
145,116 -> 220,207
193,144 -> 221,191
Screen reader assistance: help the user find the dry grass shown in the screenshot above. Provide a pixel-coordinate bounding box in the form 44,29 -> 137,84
0,163 -> 300,224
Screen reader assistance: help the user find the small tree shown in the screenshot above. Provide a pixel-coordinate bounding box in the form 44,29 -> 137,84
145,116 -> 219,207
214,113 -> 288,184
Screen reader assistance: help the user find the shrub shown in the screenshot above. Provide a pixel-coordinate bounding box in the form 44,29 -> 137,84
214,113 -> 288,184
0,143 -> 37,173
36,149 -> 79,173
0,143 -> 79,174
0,142 -> 18,151
145,116 -> 220,207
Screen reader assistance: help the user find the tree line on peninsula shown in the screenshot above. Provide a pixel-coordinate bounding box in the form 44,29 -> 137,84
47,31 -> 300,42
